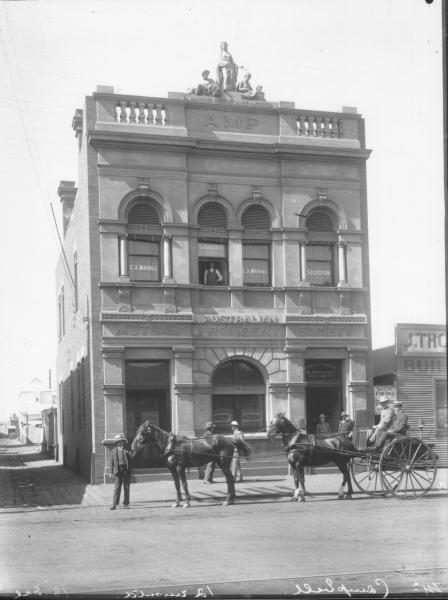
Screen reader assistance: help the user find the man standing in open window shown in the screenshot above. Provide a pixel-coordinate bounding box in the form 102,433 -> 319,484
204,262 -> 223,285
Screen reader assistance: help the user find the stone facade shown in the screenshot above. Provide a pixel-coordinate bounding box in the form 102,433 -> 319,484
56,75 -> 373,483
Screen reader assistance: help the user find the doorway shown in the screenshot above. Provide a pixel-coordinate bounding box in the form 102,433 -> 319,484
305,359 -> 343,435
211,359 -> 266,433
306,387 -> 341,435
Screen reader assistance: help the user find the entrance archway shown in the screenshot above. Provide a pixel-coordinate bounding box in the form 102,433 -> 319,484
211,359 -> 266,433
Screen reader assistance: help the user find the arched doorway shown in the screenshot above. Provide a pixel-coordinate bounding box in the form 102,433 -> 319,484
211,359 -> 266,433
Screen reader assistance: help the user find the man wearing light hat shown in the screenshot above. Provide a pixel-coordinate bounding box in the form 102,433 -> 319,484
230,420 -> 244,482
369,397 -> 394,450
110,434 -> 132,510
203,421 -> 217,484
338,411 -> 354,438
389,401 -> 409,437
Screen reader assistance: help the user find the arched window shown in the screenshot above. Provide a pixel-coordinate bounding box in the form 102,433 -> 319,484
242,204 -> 271,286
211,359 -> 265,433
125,200 -> 162,282
197,202 -> 228,285
305,209 -> 337,286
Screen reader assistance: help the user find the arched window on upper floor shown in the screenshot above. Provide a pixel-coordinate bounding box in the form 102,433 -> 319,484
241,204 -> 272,287
121,200 -> 162,282
198,202 -> 228,286
304,209 -> 338,286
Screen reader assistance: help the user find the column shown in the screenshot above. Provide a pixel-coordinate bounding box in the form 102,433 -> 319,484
299,242 -> 310,286
228,228 -> 243,286
102,347 -> 126,438
163,234 -> 173,281
102,347 -> 126,482
347,350 -> 370,418
338,242 -> 348,287
119,236 -> 128,277
173,347 -> 195,436
285,348 -> 306,425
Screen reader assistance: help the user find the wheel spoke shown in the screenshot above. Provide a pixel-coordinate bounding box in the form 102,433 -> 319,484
410,441 -> 423,463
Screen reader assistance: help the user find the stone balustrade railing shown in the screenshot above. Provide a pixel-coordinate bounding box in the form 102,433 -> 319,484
90,90 -> 365,146
115,101 -> 167,126
296,114 -> 341,138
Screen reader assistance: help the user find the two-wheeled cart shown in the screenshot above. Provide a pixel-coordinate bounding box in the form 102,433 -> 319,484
350,434 -> 438,499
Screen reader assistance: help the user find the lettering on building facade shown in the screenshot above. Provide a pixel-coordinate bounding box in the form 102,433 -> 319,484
293,325 -> 347,337
400,330 -> 446,354
203,113 -> 259,130
193,324 -> 281,338
196,314 -> 279,324
104,324 -> 182,337
399,358 -> 447,373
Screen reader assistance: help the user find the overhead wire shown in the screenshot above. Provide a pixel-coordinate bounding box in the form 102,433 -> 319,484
1,3 -> 82,311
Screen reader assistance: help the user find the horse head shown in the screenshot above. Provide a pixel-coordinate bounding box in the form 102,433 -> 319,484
267,412 -> 294,439
131,420 -> 154,454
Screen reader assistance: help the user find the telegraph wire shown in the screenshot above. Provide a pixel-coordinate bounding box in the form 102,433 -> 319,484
1,3 -> 78,299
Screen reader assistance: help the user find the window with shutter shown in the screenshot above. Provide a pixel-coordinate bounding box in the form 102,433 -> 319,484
242,205 -> 271,286
126,201 -> 161,282
198,202 -> 228,230
305,209 -> 336,286
198,203 -> 228,285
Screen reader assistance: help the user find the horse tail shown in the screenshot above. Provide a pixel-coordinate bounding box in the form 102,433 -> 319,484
233,438 -> 252,458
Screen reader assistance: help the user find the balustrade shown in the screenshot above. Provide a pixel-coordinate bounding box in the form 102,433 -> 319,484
115,101 -> 167,126
296,114 -> 341,138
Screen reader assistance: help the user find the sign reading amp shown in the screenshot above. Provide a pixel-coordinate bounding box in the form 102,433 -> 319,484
203,113 -> 259,130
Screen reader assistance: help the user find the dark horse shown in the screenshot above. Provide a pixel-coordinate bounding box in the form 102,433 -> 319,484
131,420 -> 252,507
267,413 -> 354,502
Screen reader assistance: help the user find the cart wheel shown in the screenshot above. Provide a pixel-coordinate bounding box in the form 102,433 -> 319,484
350,455 -> 388,496
379,437 -> 438,499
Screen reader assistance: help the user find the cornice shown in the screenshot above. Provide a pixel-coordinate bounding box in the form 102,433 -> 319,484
286,315 -> 367,324
89,129 -> 370,164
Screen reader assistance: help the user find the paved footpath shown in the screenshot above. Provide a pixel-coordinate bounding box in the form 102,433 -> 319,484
1,439 -> 447,512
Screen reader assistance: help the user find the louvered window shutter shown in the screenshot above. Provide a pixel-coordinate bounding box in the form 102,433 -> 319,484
128,202 -> 160,225
242,205 -> 270,231
306,211 -> 334,231
198,203 -> 227,229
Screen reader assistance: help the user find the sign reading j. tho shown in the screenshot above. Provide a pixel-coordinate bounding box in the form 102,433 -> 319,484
397,325 -> 446,356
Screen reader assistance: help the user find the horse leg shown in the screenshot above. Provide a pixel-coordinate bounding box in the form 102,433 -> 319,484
337,460 -> 353,500
178,467 -> 192,508
296,464 -> 306,502
291,463 -> 301,501
220,457 -> 236,506
167,458 -> 182,508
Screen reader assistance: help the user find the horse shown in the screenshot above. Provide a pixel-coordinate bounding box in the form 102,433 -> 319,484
267,413 -> 354,502
131,420 -> 252,507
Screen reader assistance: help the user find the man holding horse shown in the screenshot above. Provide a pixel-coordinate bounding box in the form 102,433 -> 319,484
110,434 -> 132,510
230,420 -> 244,483
203,421 -> 217,484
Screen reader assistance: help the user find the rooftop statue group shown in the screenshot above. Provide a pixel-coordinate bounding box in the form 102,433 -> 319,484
188,42 -> 266,101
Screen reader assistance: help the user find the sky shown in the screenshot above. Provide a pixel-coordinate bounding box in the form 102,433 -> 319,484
0,0 -> 445,421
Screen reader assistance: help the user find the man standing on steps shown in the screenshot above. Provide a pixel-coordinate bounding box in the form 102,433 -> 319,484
110,434 -> 132,510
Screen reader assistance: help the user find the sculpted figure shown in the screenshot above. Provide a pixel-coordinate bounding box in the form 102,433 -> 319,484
194,70 -> 220,97
237,69 -> 252,94
243,85 -> 266,101
216,41 -> 238,91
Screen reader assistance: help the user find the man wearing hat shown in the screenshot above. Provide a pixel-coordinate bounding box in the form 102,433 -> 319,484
389,401 -> 409,437
338,411 -> 354,439
316,413 -> 331,439
230,420 -> 244,482
369,397 -> 394,450
203,421 -> 217,484
110,434 -> 132,510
